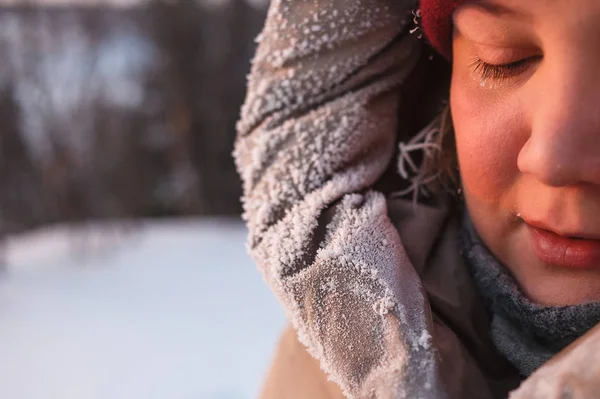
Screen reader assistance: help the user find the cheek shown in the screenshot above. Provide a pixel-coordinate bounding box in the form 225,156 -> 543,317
450,75 -> 526,206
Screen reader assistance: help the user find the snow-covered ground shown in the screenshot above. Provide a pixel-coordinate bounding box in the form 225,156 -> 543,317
0,218 -> 286,399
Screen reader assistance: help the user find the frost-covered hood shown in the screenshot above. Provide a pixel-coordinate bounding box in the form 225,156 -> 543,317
233,0 -> 465,393
234,0 -> 600,397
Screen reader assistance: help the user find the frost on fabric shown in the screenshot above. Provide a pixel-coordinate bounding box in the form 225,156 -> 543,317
509,327 -> 600,398
234,0 -> 444,397
417,330 -> 432,351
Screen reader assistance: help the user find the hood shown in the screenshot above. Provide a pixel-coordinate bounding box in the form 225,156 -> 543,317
234,0 -> 487,397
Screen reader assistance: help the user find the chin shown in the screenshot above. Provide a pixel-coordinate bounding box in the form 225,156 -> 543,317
471,208 -> 600,306
509,252 -> 600,306
480,225 -> 600,306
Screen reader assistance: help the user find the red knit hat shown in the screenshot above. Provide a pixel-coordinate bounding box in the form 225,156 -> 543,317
420,0 -> 466,58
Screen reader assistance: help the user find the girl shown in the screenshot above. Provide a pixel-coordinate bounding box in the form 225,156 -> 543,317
234,0 -> 600,397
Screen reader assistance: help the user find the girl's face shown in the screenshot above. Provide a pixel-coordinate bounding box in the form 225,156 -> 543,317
451,0 -> 600,305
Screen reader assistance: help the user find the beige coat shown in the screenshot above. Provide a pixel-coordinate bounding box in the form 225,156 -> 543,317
234,0 -> 600,397
262,323 -> 600,399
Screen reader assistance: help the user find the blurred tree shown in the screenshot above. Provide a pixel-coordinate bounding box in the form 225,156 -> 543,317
0,84 -> 43,234
0,1 -> 267,233
145,0 -> 264,215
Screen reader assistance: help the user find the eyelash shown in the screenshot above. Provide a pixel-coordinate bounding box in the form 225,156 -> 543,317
469,57 -> 538,81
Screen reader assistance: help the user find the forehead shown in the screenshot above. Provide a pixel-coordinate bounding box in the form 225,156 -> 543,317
457,0 -> 600,38
464,0 -> 600,19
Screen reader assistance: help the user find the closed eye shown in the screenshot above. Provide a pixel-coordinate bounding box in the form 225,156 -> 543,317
469,56 -> 541,81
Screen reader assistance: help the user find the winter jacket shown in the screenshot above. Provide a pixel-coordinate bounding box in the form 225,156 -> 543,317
233,0 -> 600,397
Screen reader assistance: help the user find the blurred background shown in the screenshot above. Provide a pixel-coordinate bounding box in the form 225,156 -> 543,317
0,1 -> 285,398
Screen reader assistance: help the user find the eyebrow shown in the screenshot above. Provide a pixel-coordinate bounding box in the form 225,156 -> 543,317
470,1 -> 530,19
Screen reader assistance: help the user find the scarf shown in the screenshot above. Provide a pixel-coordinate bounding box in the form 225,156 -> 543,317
461,215 -> 600,377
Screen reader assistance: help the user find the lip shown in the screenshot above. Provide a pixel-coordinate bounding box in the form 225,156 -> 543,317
525,221 -> 600,269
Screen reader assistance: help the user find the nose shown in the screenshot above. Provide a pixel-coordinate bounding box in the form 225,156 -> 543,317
517,61 -> 600,187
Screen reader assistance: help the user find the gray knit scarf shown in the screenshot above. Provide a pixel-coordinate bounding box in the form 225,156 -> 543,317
461,215 -> 600,377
